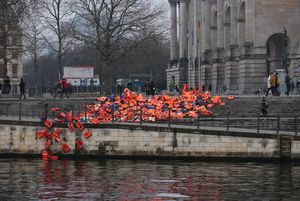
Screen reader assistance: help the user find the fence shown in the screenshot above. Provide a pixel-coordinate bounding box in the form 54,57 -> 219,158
0,102 -> 299,135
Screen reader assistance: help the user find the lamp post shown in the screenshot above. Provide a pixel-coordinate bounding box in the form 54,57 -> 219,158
282,28 -> 290,74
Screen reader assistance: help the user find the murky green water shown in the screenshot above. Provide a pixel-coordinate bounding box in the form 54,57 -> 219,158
0,159 -> 299,200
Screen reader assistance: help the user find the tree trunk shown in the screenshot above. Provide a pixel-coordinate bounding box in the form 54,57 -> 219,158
102,58 -> 113,95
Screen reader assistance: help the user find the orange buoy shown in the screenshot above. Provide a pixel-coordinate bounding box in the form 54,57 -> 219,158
45,140 -> 51,150
75,121 -> 84,132
76,140 -> 84,150
38,129 -> 48,139
44,119 -> 53,128
42,150 -> 49,160
51,107 -> 60,112
54,118 -> 64,123
61,143 -> 71,153
84,130 -> 92,139
228,95 -> 235,100
68,123 -> 74,132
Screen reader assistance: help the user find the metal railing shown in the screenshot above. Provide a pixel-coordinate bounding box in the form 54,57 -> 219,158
0,103 -> 299,135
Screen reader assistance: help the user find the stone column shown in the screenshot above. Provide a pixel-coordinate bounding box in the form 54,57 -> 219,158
217,0 -> 224,50
179,0 -> 188,60
169,0 -> 179,63
204,0 -> 211,51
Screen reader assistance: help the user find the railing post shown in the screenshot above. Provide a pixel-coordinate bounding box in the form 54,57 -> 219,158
226,112 -> 229,131
140,106 -> 143,126
19,102 -> 21,121
276,115 -> 280,135
257,114 -> 260,134
197,112 -> 200,130
84,104 -> 87,124
168,108 -> 171,128
44,103 -> 48,119
111,103 -> 115,124
295,115 -> 298,136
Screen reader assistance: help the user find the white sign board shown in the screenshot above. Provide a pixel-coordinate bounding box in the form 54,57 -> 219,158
63,66 -> 94,78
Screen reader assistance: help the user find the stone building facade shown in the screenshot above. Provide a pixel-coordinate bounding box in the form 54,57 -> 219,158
166,0 -> 300,94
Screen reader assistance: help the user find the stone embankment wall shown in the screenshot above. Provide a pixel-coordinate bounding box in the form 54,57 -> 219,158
0,120 -> 300,160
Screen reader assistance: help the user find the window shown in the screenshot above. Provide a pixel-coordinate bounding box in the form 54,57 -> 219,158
11,51 -> 18,59
0,64 -> 4,75
12,64 -> 18,78
12,37 -> 18,46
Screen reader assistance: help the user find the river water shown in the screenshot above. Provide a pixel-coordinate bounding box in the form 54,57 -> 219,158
0,159 -> 299,201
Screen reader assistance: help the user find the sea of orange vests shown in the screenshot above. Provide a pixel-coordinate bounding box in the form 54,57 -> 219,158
39,84 -> 235,160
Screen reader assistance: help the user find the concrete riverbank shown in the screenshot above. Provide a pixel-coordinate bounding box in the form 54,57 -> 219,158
0,120 -> 300,162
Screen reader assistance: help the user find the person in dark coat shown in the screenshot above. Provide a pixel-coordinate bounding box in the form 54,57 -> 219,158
285,74 -> 291,96
261,97 -> 268,116
19,78 -> 26,100
53,80 -> 63,99
150,81 -> 156,96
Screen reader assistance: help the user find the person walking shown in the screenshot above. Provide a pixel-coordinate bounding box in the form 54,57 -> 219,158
297,80 -> 300,93
19,78 -> 26,100
61,78 -> 69,98
285,74 -> 291,96
150,81 -> 156,96
266,73 -> 272,96
274,73 -> 280,96
270,72 -> 276,95
291,80 -> 295,93
53,80 -> 63,99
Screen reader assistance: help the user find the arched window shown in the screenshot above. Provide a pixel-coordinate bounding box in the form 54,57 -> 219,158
238,2 -> 245,48
224,7 -> 231,50
211,12 -> 217,52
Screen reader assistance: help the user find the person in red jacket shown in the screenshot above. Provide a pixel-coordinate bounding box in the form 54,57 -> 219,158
61,78 -> 69,98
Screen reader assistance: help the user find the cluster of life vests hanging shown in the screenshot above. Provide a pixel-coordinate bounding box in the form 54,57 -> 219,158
38,85 -> 235,160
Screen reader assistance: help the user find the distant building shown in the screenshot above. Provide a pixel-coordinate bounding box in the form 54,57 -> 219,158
167,0 -> 300,94
0,23 -> 23,93
63,66 -> 99,86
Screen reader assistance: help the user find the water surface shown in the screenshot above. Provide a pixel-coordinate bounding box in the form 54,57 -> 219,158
0,159 -> 299,200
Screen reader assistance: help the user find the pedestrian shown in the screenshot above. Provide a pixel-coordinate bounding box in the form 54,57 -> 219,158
274,73 -> 280,96
285,74 -> 291,96
18,78 -> 26,100
150,81 -> 156,96
270,72 -> 276,95
291,80 -> 295,93
61,78 -> 69,98
175,85 -> 180,94
265,73 -> 272,96
0,81 -> 2,94
53,80 -> 63,99
145,81 -> 150,96
297,80 -> 300,93
261,97 -> 268,117
3,76 -> 11,94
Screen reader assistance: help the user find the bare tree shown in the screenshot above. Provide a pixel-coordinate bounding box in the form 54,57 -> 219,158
0,0 -> 27,79
39,0 -> 75,77
73,0 -> 166,90
23,3 -> 46,73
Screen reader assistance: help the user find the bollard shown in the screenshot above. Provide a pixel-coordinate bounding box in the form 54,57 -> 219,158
19,102 -> 21,121
226,112 -> 229,131
168,108 -> 171,128
295,116 -> 298,136
257,115 -> 260,134
276,115 -> 280,135
140,106 -> 143,126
